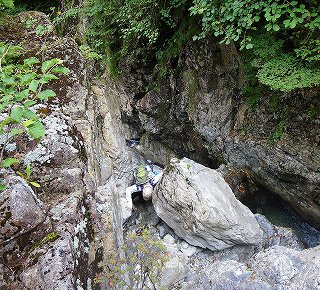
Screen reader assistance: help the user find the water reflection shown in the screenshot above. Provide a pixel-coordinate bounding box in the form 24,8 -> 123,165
245,190 -> 320,248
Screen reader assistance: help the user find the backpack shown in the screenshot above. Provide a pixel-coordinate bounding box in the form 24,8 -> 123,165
135,165 -> 149,185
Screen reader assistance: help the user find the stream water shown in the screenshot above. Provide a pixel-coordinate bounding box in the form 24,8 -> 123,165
248,190 -> 320,248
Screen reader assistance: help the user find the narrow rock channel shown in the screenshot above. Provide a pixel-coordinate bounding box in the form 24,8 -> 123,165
0,6 -> 320,290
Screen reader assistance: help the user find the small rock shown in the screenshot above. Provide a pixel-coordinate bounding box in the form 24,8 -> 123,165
163,234 -> 176,245
178,240 -> 202,257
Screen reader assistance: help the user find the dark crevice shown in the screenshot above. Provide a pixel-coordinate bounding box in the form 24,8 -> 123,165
242,184 -> 320,248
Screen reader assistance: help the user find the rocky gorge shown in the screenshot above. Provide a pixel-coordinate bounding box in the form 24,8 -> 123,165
0,10 -> 320,290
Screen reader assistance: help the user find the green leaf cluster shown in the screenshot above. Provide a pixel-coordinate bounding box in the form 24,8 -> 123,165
79,45 -> 103,60
17,163 -> 40,187
95,227 -> 168,289
0,42 -> 69,189
0,0 -> 14,11
190,0 -> 320,50
257,54 -> 320,92
189,0 -> 320,91
243,33 -> 320,92
60,0 -> 319,92
59,0 -> 192,71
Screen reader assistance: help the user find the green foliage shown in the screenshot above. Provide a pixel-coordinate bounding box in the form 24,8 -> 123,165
189,0 -> 320,49
79,45 -> 103,60
0,42 -> 69,189
0,0 -> 14,11
1,157 -> 19,167
244,33 -> 320,92
83,0 -> 188,53
55,0 -> 320,93
272,113 -> 286,142
259,107 -> 288,143
17,164 -> 41,187
58,0 -> 193,73
189,0 -> 320,92
294,39 -> 320,63
116,0 -> 160,48
242,86 -> 263,109
95,227 -> 168,289
24,16 -> 37,28
257,54 -> 320,92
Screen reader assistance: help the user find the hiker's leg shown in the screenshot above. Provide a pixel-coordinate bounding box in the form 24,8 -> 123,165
131,184 -> 144,200
126,185 -> 138,200
123,185 -> 139,220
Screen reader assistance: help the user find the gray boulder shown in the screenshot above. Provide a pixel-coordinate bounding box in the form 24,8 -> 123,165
0,175 -> 45,244
153,158 -> 262,251
249,245 -> 320,290
181,259 -> 272,290
180,245 -> 320,290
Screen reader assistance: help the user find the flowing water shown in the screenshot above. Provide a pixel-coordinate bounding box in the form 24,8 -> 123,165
248,190 -> 320,248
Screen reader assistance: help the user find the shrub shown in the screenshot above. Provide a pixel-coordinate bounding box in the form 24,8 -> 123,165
0,42 -> 69,189
95,227 -> 168,289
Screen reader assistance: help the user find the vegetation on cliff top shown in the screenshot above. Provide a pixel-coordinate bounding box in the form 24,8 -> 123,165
2,0 -> 319,93
57,0 -> 320,93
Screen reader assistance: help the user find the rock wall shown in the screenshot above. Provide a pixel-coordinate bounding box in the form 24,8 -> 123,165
123,38 -> 320,227
1,9 -> 319,290
0,12 -> 137,289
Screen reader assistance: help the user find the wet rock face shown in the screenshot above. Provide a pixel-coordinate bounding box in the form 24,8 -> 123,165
153,158 -> 262,251
128,37 -> 320,227
0,11 -> 94,289
181,245 -> 320,290
0,176 -> 45,243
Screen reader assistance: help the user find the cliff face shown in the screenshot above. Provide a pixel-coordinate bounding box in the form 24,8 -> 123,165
1,9 -> 319,290
121,38 -> 320,227
0,12 -> 136,288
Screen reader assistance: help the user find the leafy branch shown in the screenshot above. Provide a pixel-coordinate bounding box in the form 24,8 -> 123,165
0,42 -> 70,189
95,227 -> 169,289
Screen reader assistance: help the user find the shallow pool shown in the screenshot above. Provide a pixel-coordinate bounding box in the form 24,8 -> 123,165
246,190 -> 320,248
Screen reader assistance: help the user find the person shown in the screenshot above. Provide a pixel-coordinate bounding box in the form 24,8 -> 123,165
125,161 -> 163,202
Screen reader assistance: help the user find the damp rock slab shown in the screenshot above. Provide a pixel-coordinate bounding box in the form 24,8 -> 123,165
0,176 -> 45,243
153,158 -> 262,251
180,245 -> 320,290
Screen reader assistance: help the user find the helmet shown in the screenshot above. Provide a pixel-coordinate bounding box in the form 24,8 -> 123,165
142,183 -> 153,201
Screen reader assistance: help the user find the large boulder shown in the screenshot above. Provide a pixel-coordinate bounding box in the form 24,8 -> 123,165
153,158 -> 262,251
248,245 -> 320,289
180,245 -> 320,290
0,175 -> 46,244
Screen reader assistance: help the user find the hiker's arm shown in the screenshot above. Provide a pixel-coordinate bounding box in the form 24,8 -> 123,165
151,171 -> 163,185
